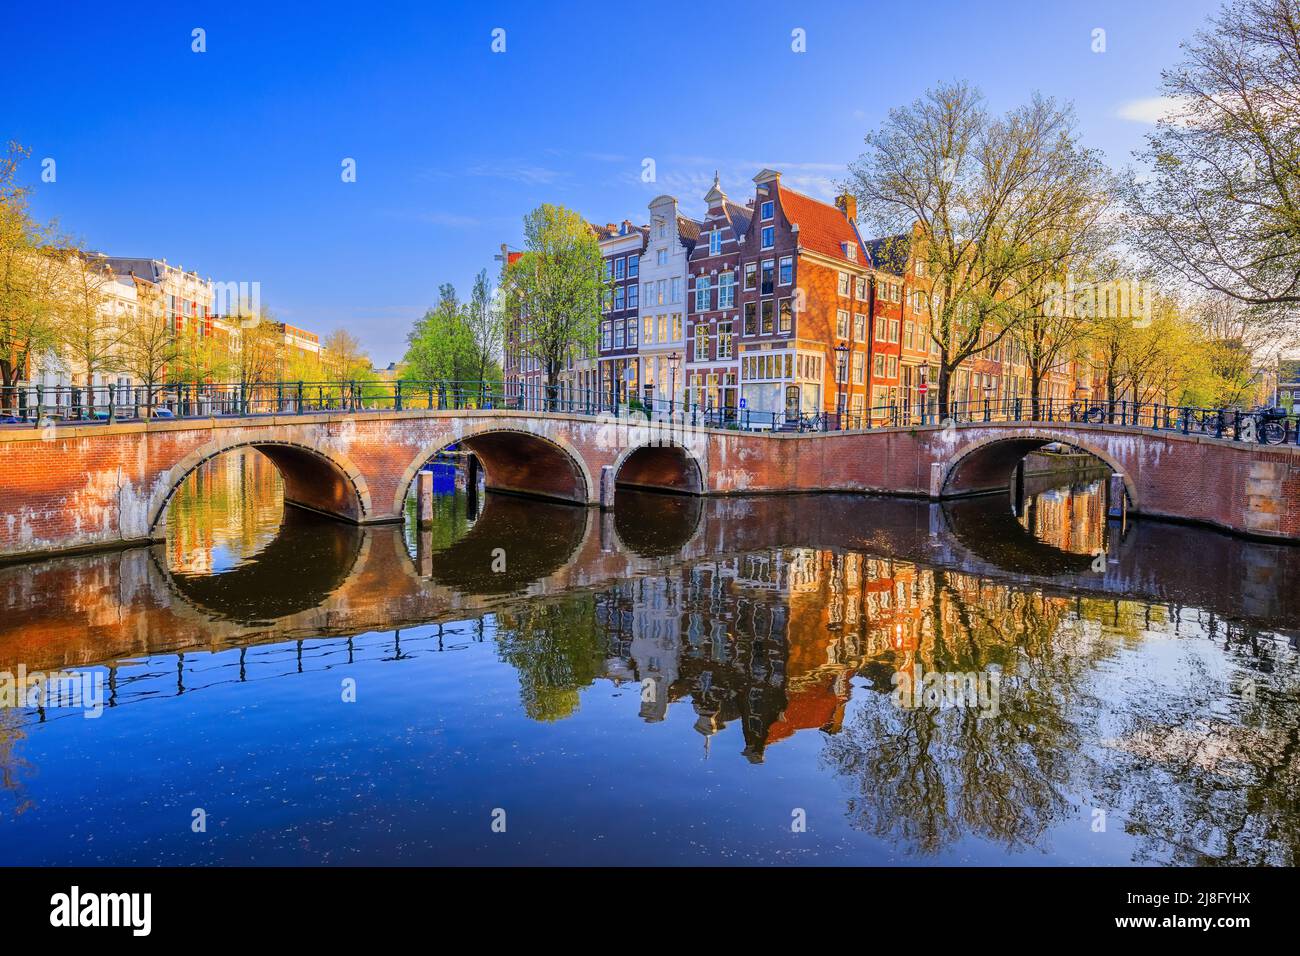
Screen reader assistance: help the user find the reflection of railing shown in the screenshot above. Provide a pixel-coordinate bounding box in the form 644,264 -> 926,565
15,622 -> 490,730
3,380 -> 1298,443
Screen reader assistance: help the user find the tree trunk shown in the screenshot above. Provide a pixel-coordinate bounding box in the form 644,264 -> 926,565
937,363 -> 952,421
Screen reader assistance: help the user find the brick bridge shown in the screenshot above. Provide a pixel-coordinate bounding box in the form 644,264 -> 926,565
1,408 -> 1297,561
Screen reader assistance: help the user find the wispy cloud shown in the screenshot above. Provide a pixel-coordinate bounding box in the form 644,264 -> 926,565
1116,96 -> 1189,125
464,162 -> 565,185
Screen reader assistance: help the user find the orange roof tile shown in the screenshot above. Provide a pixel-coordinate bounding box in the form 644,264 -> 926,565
778,186 -> 867,265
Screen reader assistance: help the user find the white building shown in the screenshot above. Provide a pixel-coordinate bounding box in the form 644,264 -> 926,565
638,195 -> 699,411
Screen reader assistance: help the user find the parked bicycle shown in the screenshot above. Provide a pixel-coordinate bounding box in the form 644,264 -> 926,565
1243,406 -> 1290,445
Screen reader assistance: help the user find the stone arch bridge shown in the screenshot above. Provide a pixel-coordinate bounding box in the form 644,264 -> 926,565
1,408 -> 1297,561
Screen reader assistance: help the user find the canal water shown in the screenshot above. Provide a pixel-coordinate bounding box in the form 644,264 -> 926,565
0,448 -> 1297,865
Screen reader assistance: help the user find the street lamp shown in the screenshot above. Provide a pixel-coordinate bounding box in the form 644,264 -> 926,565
668,351 -> 680,417
834,341 -> 850,429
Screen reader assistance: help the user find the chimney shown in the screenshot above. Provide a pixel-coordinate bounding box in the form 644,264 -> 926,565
836,191 -> 858,223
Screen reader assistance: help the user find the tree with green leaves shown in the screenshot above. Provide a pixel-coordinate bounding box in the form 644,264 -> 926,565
0,143 -> 63,413
505,204 -> 606,405
403,282 -> 479,389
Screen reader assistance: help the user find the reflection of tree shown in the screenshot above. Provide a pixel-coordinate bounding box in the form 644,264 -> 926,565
495,596 -> 604,722
821,569 -> 1115,856
1090,617 -> 1300,865
0,708 -> 33,815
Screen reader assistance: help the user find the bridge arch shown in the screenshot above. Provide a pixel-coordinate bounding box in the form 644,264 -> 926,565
148,438 -> 373,534
392,425 -> 595,513
940,430 -> 1137,509
611,441 -> 705,495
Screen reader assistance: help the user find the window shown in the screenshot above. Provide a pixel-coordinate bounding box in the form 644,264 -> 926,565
888,355 -> 898,377
779,256 -> 793,285
694,324 -> 709,361
761,200 -> 774,220
718,271 -> 735,309
644,316 -> 655,343
695,276 -> 712,312
854,313 -> 866,342
852,352 -> 865,384
838,272 -> 850,297
672,313 -> 682,340
904,321 -> 914,349
604,260 -> 613,279
670,277 -> 682,303
779,298 -> 794,333
744,301 -> 757,336
855,277 -> 867,299
614,286 -> 625,311
710,230 -> 722,255
874,353 -> 885,376
761,260 -> 774,295
761,225 -> 775,249
744,262 -> 757,290
615,257 -> 625,280
628,318 -> 638,347
876,317 -> 887,341
890,319 -> 900,343
718,322 -> 733,359
657,248 -> 668,266
627,283 -> 638,309
912,291 -> 924,314
836,309 -> 850,339
761,300 -> 774,334
657,315 -> 667,342
614,322 -> 624,348
628,254 -> 638,277
915,260 -> 926,277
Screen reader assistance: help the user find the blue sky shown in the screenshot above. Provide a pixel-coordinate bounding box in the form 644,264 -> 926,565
7,0 -> 1222,364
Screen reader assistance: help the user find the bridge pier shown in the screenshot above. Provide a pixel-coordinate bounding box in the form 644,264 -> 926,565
1107,473 -> 1128,525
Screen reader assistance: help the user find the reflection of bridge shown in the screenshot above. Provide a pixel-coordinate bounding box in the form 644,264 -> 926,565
2,491 -> 1295,676
2,406 -> 1298,561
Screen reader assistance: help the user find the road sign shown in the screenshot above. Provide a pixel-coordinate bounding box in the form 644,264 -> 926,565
739,398 -> 747,409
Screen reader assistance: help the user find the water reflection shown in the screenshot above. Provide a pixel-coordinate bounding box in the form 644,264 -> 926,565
0,451 -> 1297,865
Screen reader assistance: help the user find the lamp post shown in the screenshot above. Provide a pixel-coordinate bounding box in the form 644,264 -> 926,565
668,351 -> 680,417
834,341 -> 850,430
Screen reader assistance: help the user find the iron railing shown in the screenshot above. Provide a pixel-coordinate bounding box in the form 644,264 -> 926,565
2,381 -> 1297,445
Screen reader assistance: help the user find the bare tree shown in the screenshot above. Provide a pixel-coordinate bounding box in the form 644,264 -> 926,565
117,279 -> 178,411
1122,0 -> 1300,317
848,83 -> 1111,416
58,252 -> 123,417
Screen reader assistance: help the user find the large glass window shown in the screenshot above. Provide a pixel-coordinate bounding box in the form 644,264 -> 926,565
761,260 -> 774,295
694,276 -> 712,312
779,256 -> 793,285
710,230 -> 722,255
718,271 -> 735,309
779,298 -> 794,333
761,226 -> 774,249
